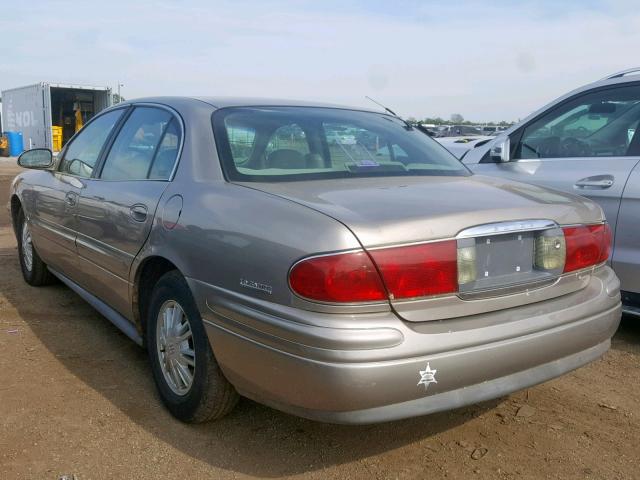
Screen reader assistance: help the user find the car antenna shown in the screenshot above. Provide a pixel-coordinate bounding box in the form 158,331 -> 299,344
364,96 -> 413,129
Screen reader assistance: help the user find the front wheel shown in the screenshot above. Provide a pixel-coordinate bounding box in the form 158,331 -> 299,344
17,209 -> 53,286
146,271 -> 238,422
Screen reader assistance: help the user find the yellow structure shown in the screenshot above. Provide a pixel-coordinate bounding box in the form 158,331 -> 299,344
52,126 -> 63,151
75,108 -> 83,132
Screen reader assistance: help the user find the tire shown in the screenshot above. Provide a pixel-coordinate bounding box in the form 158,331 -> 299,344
16,208 -> 54,286
146,270 -> 238,423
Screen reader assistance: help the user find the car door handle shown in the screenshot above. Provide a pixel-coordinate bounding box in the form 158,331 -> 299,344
574,175 -> 614,189
64,191 -> 78,206
129,205 -> 148,222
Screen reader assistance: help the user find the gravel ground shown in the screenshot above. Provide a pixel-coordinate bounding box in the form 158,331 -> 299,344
0,161 -> 638,479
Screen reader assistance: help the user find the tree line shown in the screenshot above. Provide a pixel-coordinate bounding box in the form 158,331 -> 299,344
405,113 -> 514,127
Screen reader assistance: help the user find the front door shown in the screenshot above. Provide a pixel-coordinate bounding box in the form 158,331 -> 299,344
27,170 -> 82,278
74,106 -> 182,318
612,162 -> 640,296
472,83 -> 640,239
29,108 -> 126,281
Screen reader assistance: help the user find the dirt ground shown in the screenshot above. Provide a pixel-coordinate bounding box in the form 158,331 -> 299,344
0,159 -> 638,480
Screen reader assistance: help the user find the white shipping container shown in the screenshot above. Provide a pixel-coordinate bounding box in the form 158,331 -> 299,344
1,82 -> 112,151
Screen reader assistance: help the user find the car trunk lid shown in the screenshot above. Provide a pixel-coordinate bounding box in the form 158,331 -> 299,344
238,175 -> 605,320
239,175 -> 603,246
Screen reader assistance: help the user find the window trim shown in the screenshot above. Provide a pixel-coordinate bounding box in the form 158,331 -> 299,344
94,103 -> 185,182
57,106 -> 131,178
146,117 -> 176,179
509,81 -> 640,162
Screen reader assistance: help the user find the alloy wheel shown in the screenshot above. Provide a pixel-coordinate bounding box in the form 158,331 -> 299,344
156,300 -> 196,396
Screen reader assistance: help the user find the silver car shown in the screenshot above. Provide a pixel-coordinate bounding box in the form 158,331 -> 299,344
463,68 -> 640,317
10,98 -> 621,424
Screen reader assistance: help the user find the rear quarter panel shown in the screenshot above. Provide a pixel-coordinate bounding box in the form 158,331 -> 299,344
137,180 -> 364,308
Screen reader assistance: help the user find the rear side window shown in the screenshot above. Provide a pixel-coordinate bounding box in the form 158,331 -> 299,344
59,109 -> 124,178
149,119 -> 181,179
100,107 -> 180,181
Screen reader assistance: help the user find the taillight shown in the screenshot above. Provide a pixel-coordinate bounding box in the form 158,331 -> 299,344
289,240 -> 458,303
562,223 -> 612,273
368,240 -> 458,299
534,231 -> 566,272
289,223 -> 611,304
289,251 -> 387,302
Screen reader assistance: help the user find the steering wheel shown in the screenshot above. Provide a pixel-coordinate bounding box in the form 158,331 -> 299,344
559,137 -> 590,157
535,136 -> 561,158
574,126 -> 589,137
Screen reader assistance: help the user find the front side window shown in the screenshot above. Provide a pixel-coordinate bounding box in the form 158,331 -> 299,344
516,85 -> 640,159
59,109 -> 124,178
213,107 -> 468,182
100,107 -> 177,181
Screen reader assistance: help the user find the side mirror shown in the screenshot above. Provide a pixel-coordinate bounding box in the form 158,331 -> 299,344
490,136 -> 510,163
17,148 -> 53,169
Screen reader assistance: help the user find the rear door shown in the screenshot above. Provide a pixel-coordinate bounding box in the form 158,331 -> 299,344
471,83 -> 640,236
74,105 -> 182,317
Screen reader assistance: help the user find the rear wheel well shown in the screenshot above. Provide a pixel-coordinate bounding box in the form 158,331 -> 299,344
134,257 -> 179,343
10,195 -> 22,235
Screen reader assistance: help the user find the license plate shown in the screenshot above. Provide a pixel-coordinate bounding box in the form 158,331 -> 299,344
458,231 -> 542,293
476,232 -> 534,278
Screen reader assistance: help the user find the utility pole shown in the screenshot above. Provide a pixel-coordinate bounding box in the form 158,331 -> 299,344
117,82 -> 124,103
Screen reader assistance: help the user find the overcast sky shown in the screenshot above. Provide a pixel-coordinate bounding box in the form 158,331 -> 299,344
2,0 -> 638,122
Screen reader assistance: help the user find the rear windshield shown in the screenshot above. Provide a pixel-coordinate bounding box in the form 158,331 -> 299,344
212,106 -> 469,182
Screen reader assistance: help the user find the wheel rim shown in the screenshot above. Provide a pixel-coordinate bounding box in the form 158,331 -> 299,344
21,222 -> 33,272
156,300 -> 196,396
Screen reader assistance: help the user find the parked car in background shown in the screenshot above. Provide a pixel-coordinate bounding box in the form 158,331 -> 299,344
481,126 -> 500,135
10,97 -> 620,425
480,126 -> 509,136
436,125 -> 484,137
435,135 -> 494,159
327,131 -> 357,145
463,68 -> 640,316
415,124 -> 439,136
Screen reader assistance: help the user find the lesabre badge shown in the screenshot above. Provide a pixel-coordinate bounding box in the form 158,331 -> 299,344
417,363 -> 437,390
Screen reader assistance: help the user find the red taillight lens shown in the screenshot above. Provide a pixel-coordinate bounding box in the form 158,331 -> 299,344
563,223 -> 612,273
369,240 -> 458,299
596,223 -> 613,263
290,223 -> 611,303
289,251 -> 387,302
289,240 -> 458,303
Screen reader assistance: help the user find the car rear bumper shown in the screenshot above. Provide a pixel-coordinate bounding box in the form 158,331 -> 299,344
190,266 -> 621,424
236,339 -> 610,424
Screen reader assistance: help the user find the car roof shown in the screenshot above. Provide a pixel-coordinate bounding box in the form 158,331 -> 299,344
118,96 -> 381,113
